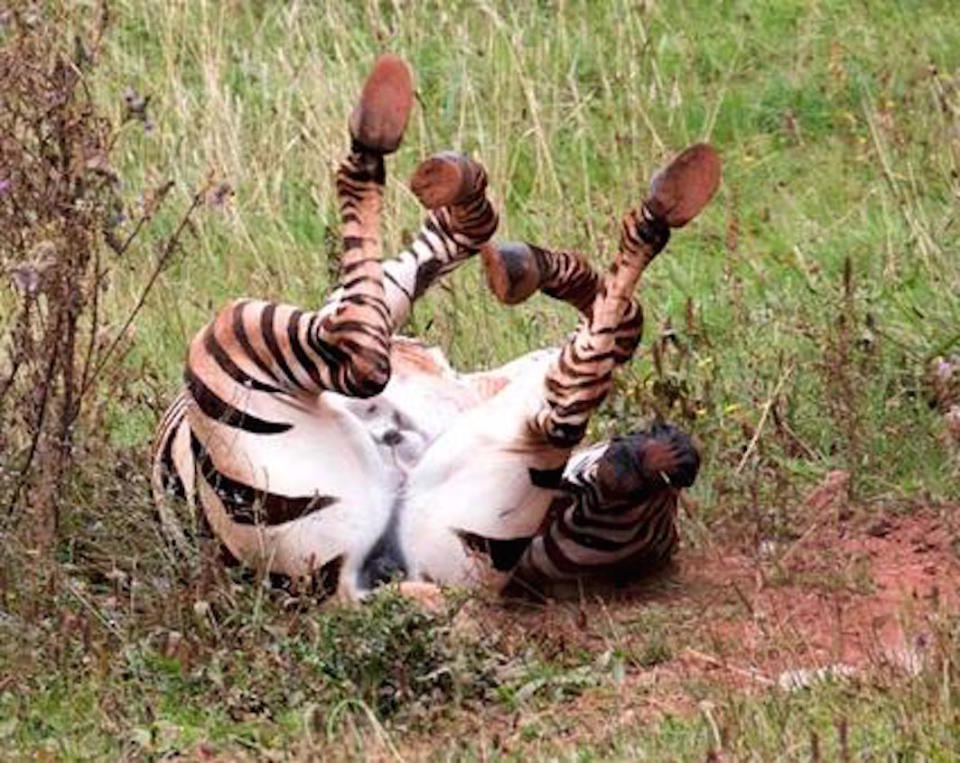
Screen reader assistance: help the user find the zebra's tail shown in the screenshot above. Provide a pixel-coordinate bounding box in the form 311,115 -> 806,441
150,388 -> 201,559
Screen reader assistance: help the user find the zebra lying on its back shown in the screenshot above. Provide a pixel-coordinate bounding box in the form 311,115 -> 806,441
152,55 -> 721,602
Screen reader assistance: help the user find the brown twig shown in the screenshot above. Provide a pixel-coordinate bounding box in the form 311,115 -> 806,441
77,183 -> 207,407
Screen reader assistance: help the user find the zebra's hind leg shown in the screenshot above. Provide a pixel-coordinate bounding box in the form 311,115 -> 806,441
150,387 -> 242,567
151,388 -> 199,557
320,55 -> 414,397
507,423 -> 700,593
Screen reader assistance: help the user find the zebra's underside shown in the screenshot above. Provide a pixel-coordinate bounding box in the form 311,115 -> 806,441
150,54 -> 719,602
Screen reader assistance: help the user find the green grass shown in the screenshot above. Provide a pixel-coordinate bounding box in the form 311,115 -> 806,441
93,0 -> 959,506
3,585 -> 958,760
2,0 -> 960,758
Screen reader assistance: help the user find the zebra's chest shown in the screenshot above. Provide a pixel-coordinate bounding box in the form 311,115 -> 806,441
337,339 -> 490,475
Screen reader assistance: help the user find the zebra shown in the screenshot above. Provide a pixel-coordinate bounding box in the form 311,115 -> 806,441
151,54 -> 721,601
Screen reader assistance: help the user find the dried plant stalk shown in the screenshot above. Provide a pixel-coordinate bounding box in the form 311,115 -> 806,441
0,3 -> 206,552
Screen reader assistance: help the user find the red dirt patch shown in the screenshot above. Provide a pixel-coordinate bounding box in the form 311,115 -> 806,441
671,506 -> 959,685
435,500 -> 960,753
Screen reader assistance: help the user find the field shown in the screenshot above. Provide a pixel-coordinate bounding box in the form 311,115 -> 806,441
1,0 -> 959,759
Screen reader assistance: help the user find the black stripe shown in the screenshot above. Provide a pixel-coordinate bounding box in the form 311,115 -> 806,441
306,316 -> 351,367
336,295 -> 392,325
560,492 -> 676,556
542,529 -> 581,575
342,235 -> 366,250
340,275 -> 370,291
324,318 -> 390,340
414,257 -> 443,298
287,310 -> 324,388
570,504 -> 646,530
337,184 -> 363,203
546,373 -> 606,395
191,434 -> 338,526
457,531 -> 533,572
158,419 -> 186,500
413,229 -> 440,256
555,513 -> 625,552
342,257 -> 378,274
528,465 -> 565,489
260,304 -> 305,391
203,327 -> 284,395
383,269 -> 413,302
424,215 -> 446,242
232,301 -> 278,384
184,368 -> 292,434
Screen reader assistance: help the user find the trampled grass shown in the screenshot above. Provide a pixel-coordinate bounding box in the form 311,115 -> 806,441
2,0 -> 960,759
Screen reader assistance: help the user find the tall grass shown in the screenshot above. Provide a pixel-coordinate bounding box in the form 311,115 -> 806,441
93,0 -> 960,510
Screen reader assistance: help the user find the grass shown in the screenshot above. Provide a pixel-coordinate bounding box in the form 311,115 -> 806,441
94,0 -> 960,504
2,0 -> 960,759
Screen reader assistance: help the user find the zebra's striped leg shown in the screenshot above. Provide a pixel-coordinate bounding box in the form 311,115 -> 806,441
375,152 -> 499,328
315,55 -> 414,397
481,242 -> 600,315
508,424 -> 700,590
532,144 -> 721,447
409,152 -> 498,250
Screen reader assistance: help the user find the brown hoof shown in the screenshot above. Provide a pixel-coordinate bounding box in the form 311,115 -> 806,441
647,143 -> 722,228
409,152 -> 483,210
348,54 -> 414,155
396,581 -> 445,613
480,242 -> 542,305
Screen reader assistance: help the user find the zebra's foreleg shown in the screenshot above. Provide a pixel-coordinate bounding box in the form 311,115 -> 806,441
480,241 -> 645,366
530,144 -> 721,448
374,152 -> 499,328
480,242 -> 600,316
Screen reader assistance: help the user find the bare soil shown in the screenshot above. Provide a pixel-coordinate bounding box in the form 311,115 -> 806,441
427,495 -> 960,755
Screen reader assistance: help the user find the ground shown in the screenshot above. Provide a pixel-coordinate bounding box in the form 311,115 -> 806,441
125,491 -> 959,761
386,491 -> 960,760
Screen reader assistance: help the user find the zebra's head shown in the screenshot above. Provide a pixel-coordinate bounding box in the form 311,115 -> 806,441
591,423 -> 700,503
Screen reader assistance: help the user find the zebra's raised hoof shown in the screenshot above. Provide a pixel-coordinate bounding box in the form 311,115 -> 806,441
409,151 -> 486,210
480,241 -> 543,305
647,143 -> 722,228
349,54 -> 414,155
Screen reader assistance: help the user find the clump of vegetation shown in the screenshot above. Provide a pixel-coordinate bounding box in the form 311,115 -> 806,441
301,589 -> 487,719
0,3 -> 205,556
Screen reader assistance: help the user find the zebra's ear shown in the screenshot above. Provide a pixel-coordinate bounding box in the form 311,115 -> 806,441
647,143 -> 722,228
349,54 -> 414,155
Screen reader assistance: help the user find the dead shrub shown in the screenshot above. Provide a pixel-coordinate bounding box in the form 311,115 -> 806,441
0,3 -> 204,555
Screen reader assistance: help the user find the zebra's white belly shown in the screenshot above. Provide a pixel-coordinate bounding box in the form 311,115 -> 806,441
320,363 -> 492,593
195,342 -> 563,596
